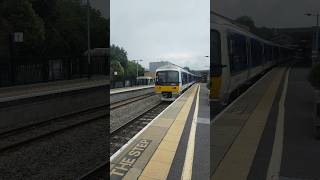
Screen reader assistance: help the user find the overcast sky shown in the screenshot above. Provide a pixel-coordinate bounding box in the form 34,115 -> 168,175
111,0 -> 210,70
212,0 -> 320,28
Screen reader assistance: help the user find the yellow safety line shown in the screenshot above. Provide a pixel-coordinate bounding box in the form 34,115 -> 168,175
138,85 -> 199,180
212,69 -> 285,180
181,85 -> 200,180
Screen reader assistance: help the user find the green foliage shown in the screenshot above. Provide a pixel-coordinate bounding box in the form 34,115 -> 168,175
235,16 -> 255,30
308,64 -> 320,89
235,16 -> 274,40
183,67 -> 191,72
109,44 -> 145,81
109,44 -> 128,68
0,0 -> 108,58
111,60 -> 124,81
126,61 -> 137,79
0,0 -> 45,52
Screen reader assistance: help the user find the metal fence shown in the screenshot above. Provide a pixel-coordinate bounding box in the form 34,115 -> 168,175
111,79 -> 138,89
0,55 -> 109,87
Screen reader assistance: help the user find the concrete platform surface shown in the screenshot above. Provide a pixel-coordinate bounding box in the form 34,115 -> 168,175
110,84 -> 207,180
0,78 -> 109,102
110,85 -> 154,95
212,67 -> 287,180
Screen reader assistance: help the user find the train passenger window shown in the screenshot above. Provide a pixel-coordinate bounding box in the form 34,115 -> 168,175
264,44 -> 272,62
228,33 -> 248,74
182,72 -> 188,85
251,39 -> 263,67
211,30 -> 222,76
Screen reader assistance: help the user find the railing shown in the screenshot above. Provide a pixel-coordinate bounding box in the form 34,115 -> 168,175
0,55 -> 109,87
111,80 -> 138,89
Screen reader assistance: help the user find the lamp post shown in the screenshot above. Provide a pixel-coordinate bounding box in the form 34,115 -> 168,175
133,60 -> 143,78
305,13 -> 319,65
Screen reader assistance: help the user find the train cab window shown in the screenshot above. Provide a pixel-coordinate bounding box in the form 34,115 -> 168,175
156,72 -> 166,84
228,33 -> 248,74
156,71 -> 179,85
211,30 -> 222,77
167,71 -> 179,83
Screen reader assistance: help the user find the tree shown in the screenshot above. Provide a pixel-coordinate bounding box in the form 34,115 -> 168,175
235,16 -> 255,31
109,44 -> 145,80
126,61 -> 137,80
0,0 -> 45,56
110,60 -> 124,81
183,67 -> 190,72
0,0 -> 109,58
125,61 -> 145,79
109,44 -> 128,68
235,15 -> 275,40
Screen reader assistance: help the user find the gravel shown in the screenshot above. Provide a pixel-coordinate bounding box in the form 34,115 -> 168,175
0,117 -> 107,180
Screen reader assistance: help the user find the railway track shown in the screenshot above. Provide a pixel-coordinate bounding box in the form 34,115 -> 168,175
110,92 -> 156,110
0,93 -> 157,153
79,102 -> 171,180
0,105 -> 107,153
110,102 -> 171,156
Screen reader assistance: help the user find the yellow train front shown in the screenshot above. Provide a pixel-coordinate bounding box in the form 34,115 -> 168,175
155,65 -> 198,101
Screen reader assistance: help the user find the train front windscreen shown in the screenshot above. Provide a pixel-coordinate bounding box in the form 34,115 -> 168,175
155,71 -> 179,86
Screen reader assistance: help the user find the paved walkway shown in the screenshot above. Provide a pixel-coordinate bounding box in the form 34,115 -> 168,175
110,83 -> 211,180
212,67 -> 286,180
212,60 -> 320,180
110,85 -> 154,95
280,65 -> 320,180
110,85 -> 198,180
0,77 -> 108,102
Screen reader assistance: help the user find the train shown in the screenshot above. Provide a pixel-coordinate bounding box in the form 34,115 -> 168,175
210,12 -> 294,105
155,65 -> 201,101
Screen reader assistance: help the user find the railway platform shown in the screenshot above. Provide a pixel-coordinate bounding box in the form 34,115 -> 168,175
211,62 -> 320,180
0,77 -> 108,102
111,85 -> 154,95
0,77 -> 108,134
110,83 -> 210,180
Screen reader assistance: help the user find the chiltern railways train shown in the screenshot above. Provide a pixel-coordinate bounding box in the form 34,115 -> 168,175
155,65 -> 200,101
210,12 -> 293,105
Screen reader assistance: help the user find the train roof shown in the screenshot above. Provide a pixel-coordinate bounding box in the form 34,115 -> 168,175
156,65 -> 199,77
211,11 -> 283,47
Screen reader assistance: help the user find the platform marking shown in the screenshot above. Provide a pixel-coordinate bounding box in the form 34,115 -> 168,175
138,85 -> 199,180
110,139 -> 152,179
212,69 -> 275,124
181,85 -> 200,180
212,68 -> 285,180
266,68 -> 290,180
110,85 -> 196,162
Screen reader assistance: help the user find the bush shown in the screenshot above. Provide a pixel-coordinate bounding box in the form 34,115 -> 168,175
308,64 -> 320,89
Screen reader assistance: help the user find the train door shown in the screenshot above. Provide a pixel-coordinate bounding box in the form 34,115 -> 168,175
210,29 -> 224,100
247,38 -> 252,81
